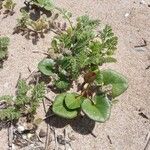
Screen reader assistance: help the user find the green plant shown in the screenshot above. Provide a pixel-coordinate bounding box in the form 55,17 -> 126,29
31,0 -> 54,11
16,9 -> 49,32
0,80 -> 45,122
0,36 -> 10,68
2,0 -> 16,15
38,14 -> 128,122
14,9 -> 61,43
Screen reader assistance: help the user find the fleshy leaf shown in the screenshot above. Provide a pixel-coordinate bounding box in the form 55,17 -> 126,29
82,95 -> 111,122
52,93 -> 78,119
65,93 -> 84,110
102,69 -> 128,98
38,58 -> 55,76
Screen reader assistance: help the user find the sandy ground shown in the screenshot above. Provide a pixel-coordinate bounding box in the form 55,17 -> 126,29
0,0 -> 150,150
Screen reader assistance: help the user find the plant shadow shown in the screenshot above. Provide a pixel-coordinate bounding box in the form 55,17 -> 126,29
45,108 -> 95,135
13,2 -> 53,45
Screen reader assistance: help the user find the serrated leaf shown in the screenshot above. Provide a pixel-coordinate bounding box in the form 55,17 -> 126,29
38,58 -> 55,76
52,93 -> 78,119
102,69 -> 128,98
65,93 -> 84,110
82,95 -> 111,122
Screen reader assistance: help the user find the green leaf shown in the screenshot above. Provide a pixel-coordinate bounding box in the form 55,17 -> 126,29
52,93 -> 78,119
95,70 -> 103,85
55,80 -> 70,90
38,58 -> 55,76
102,69 -> 128,98
65,93 -> 84,110
82,95 -> 111,122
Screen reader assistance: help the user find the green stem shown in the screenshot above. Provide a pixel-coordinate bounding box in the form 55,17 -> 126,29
55,7 -> 73,30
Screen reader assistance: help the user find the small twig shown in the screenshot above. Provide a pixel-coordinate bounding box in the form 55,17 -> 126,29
15,73 -> 21,88
64,128 -> 67,150
43,114 -> 54,121
27,66 -> 32,73
107,135 -> 112,144
146,65 -> 150,70
36,134 -> 43,143
42,96 -> 51,150
45,124 -> 49,150
144,131 -> 150,150
25,70 -> 36,81
32,51 -> 49,56
8,122 -> 14,150
51,127 -> 58,150
45,96 -> 53,104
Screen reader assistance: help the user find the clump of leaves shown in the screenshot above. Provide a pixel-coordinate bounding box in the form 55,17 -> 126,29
0,80 -> 45,122
0,0 -> 16,16
14,9 -> 63,44
14,10 -> 49,40
0,36 -> 10,68
38,14 -> 128,122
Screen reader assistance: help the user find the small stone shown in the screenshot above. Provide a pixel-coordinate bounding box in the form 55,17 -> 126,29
39,129 -> 47,138
17,125 -> 25,133
57,135 -> 65,145
22,134 -> 27,139
68,133 -> 76,141
140,0 -> 146,4
125,13 -> 130,18
27,133 -> 34,139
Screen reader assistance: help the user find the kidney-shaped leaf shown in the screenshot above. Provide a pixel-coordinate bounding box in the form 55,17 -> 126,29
52,93 -> 78,119
38,58 -> 55,76
102,69 -> 128,98
65,93 -> 84,110
82,95 -> 111,122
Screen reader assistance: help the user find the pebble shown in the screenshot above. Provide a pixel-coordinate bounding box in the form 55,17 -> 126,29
140,0 -> 147,5
17,125 -> 25,133
39,129 -> 47,138
125,13 -> 130,18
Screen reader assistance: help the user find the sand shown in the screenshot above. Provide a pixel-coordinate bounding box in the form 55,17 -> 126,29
0,0 -> 150,150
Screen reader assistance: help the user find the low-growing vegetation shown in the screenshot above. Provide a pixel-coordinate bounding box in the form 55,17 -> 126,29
38,15 -> 128,122
0,0 -> 129,149
0,0 -> 16,16
0,36 -> 10,68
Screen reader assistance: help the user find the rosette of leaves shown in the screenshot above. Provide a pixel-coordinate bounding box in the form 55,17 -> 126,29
52,69 -> 128,122
0,36 -> 10,68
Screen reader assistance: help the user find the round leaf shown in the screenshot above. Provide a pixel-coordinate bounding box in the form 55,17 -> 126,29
102,69 -> 128,98
82,95 -> 111,122
52,93 -> 78,119
38,58 -> 55,76
65,93 -> 84,110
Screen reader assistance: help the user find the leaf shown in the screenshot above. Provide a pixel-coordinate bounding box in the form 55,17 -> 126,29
55,80 -> 70,90
95,70 -> 103,85
102,69 -> 128,98
52,93 -> 78,119
38,58 -> 55,76
33,0 -> 54,10
82,95 -> 111,122
65,93 -> 84,110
